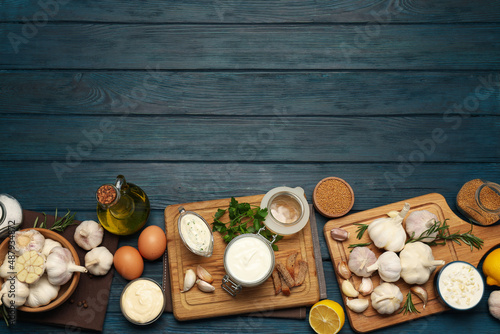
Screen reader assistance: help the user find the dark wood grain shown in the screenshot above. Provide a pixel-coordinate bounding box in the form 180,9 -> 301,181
1,71 -> 499,116
1,1 -> 500,23
2,24 -> 500,69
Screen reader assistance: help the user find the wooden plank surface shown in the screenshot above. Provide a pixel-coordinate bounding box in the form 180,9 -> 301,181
2,25 -> 500,69
324,193 -> 500,333
165,194 -> 319,320
1,71 -> 499,116
2,1 -> 500,23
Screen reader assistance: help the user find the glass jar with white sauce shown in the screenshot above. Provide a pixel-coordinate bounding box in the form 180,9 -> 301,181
0,194 -> 23,238
222,232 -> 276,296
120,278 -> 165,325
177,207 -> 214,257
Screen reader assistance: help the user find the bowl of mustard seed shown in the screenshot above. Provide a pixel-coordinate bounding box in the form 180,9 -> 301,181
313,177 -> 354,218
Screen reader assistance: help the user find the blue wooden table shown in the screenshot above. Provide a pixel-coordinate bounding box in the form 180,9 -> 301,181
1,1 -> 500,333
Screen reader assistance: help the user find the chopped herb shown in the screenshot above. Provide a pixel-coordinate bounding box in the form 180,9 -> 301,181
399,291 -> 420,315
212,197 -> 283,250
406,219 -> 483,251
354,223 -> 368,240
33,209 -> 77,232
348,242 -> 372,252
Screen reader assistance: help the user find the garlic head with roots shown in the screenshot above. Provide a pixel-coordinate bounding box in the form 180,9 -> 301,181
74,220 -> 104,251
405,210 -> 439,242
85,246 -> 114,276
348,247 -> 377,277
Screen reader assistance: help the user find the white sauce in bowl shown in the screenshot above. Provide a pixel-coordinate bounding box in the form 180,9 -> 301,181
438,262 -> 484,310
121,279 -> 164,324
225,235 -> 273,285
179,213 -> 212,255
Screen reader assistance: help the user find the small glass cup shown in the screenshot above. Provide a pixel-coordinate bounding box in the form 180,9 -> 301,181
120,278 -> 165,325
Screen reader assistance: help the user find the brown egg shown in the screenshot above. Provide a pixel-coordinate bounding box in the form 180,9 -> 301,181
138,225 -> 167,261
114,246 -> 144,280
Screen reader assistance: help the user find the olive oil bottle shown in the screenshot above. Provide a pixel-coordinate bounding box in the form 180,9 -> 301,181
96,175 -> 150,235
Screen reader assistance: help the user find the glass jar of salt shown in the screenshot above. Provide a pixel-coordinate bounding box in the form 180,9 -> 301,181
0,194 -> 23,238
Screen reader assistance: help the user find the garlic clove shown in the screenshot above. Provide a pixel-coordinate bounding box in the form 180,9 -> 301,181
410,286 -> 428,309
341,279 -> 359,298
336,261 -> 351,280
330,228 -> 349,242
196,279 -> 215,293
181,269 -> 196,293
358,277 -> 373,296
345,297 -> 369,313
196,265 -> 214,284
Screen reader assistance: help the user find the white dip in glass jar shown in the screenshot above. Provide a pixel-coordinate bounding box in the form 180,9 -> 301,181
121,278 -> 165,325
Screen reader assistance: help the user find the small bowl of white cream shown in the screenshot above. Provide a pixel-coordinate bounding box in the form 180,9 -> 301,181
222,233 -> 275,296
120,278 -> 165,325
435,261 -> 485,311
177,207 -> 214,257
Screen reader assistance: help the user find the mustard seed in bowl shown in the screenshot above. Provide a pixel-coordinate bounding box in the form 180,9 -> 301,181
313,177 -> 354,218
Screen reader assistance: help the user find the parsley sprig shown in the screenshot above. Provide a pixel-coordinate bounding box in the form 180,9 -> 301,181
406,219 -> 483,251
212,197 -> 283,250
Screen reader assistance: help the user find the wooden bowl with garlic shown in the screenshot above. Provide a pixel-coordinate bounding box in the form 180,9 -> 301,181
0,228 -> 82,312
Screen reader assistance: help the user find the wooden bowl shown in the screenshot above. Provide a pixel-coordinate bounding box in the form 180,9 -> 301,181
313,177 -> 355,218
0,228 -> 81,312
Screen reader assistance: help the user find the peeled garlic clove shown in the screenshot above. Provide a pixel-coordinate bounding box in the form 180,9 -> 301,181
411,286 -> 428,309
346,297 -> 369,313
196,279 -> 215,293
336,261 -> 351,280
330,228 -> 349,242
181,269 -> 196,293
341,279 -> 359,298
196,265 -> 214,284
358,277 -> 373,296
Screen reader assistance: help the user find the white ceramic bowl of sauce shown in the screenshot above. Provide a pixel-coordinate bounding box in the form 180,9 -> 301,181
120,278 -> 165,325
222,233 -> 275,296
177,207 -> 214,257
435,261 -> 485,311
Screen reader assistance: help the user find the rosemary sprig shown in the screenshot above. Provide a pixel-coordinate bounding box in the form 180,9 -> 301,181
406,219 -> 483,251
354,223 -> 368,239
348,242 -> 372,252
33,209 -> 77,232
1,304 -> 9,326
399,291 -> 420,315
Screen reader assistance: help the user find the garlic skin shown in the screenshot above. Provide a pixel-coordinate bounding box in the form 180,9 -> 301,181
24,275 -> 60,308
41,238 -> 62,257
330,228 -> 349,242
196,279 -> 215,293
341,280 -> 359,298
488,290 -> 500,320
13,229 -> 45,255
366,251 -> 401,282
181,269 -> 196,293
348,247 -> 377,277
85,246 -> 113,276
400,241 -> 445,285
46,247 -> 88,286
336,261 -> 351,280
367,203 -> 410,252
405,210 -> 439,242
371,282 -> 403,315
410,286 -> 428,309
74,220 -> 104,251
358,277 -> 373,296
345,297 -> 369,313
0,277 -> 29,308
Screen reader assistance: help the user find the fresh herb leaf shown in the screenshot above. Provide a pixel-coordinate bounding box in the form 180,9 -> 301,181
406,219 -> 483,251
1,304 -> 9,326
32,209 -> 77,232
399,291 -> 420,315
348,242 -> 372,252
354,223 -> 369,240
212,197 -> 280,249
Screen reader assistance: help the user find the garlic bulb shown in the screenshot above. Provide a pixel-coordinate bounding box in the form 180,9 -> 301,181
74,220 -> 104,250
46,247 -> 87,286
358,277 -> 373,296
405,210 -> 439,242
41,238 -> 62,257
15,250 -> 45,284
0,277 -> 29,308
345,297 -> 369,313
367,203 -> 410,252
371,282 -> 403,315
488,290 -> 500,320
348,247 -> 377,277
181,269 -> 196,292
400,241 -> 445,285
25,275 -> 60,308
13,229 -> 45,255
85,246 -> 113,276
366,251 -> 401,282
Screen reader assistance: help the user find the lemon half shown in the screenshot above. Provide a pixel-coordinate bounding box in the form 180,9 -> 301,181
483,248 -> 500,286
309,299 -> 345,334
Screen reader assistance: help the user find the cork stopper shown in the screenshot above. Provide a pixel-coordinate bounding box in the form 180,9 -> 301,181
97,184 -> 117,205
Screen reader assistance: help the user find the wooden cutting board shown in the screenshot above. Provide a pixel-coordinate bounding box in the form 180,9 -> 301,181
324,193 -> 500,333
164,194 -> 320,321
